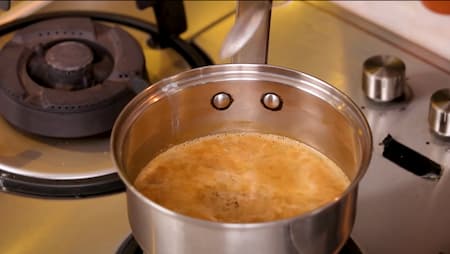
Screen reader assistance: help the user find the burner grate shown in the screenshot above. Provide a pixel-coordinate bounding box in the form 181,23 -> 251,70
0,17 -> 146,138
116,235 -> 363,254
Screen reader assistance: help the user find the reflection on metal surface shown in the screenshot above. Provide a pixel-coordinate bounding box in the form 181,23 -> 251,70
0,117 -> 112,179
268,1 -> 351,91
1,1 -> 450,253
307,2 -> 450,75
0,192 -> 129,254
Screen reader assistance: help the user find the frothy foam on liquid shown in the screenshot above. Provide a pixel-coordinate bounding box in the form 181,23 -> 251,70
135,132 -> 350,223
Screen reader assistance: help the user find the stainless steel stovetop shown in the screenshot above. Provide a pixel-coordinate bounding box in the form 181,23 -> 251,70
1,1 -> 450,253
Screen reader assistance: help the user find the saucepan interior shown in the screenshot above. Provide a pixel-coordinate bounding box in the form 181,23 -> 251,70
113,64 -> 371,193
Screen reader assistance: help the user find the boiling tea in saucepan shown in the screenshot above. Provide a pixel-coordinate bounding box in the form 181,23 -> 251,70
134,132 -> 349,223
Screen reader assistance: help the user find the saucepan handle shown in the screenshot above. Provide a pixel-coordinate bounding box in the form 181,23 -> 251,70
220,0 -> 272,64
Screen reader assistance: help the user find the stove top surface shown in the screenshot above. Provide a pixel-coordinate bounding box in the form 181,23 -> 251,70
1,1 -> 450,254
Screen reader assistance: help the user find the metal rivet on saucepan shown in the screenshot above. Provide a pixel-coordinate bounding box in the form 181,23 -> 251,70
261,92 -> 283,111
211,92 -> 233,110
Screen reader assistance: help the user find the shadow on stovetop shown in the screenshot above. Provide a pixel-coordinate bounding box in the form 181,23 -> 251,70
0,150 -> 42,168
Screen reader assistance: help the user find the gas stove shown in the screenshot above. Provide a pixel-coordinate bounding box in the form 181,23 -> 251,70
1,1 -> 450,254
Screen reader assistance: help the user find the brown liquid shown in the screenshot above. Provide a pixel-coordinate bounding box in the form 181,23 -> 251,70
134,133 -> 350,223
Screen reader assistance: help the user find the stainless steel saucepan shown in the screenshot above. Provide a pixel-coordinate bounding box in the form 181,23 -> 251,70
111,63 -> 372,254
111,1 -> 372,253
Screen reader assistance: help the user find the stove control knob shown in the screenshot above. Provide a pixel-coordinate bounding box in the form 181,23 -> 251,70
362,55 -> 406,102
429,89 -> 450,137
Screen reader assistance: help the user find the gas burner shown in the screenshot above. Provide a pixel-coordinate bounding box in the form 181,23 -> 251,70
116,235 -> 364,254
0,12 -> 212,198
0,17 -> 146,138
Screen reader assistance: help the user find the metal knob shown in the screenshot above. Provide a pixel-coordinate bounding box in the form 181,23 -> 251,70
429,89 -> 450,137
362,55 -> 406,102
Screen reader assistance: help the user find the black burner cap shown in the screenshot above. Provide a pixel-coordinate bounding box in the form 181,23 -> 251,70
45,41 -> 93,72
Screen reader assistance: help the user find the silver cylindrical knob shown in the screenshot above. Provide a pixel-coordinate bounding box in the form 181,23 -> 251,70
362,55 -> 406,102
429,89 -> 450,137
